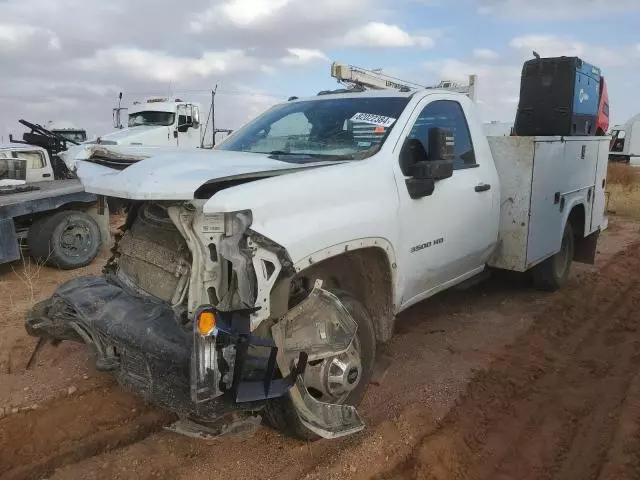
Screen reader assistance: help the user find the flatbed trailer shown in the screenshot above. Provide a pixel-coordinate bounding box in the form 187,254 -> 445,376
1,179 -> 109,268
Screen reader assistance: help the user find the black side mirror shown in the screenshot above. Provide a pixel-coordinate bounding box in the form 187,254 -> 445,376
408,160 -> 453,181
410,127 -> 454,180
399,139 -> 435,199
400,128 -> 454,199
399,138 -> 427,176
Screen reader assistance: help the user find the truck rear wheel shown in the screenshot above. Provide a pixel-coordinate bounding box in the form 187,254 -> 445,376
532,222 -> 574,292
264,289 -> 376,441
28,210 -> 101,270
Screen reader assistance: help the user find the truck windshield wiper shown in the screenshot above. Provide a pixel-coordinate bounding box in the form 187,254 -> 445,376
267,150 -> 300,156
266,151 -> 353,161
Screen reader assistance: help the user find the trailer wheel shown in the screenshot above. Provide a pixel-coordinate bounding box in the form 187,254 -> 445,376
28,210 -> 101,270
532,222 -> 574,292
264,289 -> 376,441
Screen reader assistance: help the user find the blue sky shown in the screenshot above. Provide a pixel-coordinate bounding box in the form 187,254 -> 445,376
1,0 -> 639,138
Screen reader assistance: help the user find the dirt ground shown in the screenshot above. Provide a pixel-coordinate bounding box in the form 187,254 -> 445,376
1,213 -> 640,480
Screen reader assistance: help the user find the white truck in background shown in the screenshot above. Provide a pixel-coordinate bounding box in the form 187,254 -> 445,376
610,115 -> 640,165
98,97 -> 204,148
0,143 -> 108,269
46,121 -> 89,144
27,71 -> 609,441
60,96 -> 234,173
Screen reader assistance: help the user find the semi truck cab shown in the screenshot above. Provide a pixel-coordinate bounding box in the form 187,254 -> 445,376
94,98 -> 202,148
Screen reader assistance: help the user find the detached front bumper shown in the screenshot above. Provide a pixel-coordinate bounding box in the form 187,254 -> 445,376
25,275 -> 304,420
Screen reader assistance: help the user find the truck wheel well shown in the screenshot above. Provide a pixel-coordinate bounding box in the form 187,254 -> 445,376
568,204 -> 585,238
283,248 -> 395,344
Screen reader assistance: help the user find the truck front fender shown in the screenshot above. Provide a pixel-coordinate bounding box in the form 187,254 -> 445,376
262,237 -> 398,344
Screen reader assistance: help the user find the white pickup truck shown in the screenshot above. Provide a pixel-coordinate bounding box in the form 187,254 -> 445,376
27,88 -> 609,440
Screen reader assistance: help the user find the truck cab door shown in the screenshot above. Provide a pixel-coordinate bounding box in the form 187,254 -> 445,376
175,104 -> 200,148
394,96 -> 499,309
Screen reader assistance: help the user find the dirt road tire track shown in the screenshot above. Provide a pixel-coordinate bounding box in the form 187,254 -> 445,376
0,384 -> 173,480
384,242 -> 640,480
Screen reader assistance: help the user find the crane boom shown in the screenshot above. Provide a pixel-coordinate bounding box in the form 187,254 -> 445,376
330,62 -> 478,102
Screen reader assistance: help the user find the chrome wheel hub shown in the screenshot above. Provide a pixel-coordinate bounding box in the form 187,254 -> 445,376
303,339 -> 362,404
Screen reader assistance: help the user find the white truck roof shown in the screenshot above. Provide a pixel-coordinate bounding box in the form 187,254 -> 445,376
286,88 -> 467,104
0,144 -> 48,153
129,100 -> 201,114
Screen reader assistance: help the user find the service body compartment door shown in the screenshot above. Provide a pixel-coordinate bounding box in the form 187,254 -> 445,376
591,139 -> 609,232
487,136 -> 534,271
527,137 -> 599,267
489,136 -> 608,272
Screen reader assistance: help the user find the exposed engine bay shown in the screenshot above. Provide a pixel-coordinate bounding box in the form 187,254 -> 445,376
109,201 -> 259,317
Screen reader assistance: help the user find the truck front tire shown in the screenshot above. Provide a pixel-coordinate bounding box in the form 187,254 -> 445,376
28,210 -> 102,270
532,222 -> 574,292
264,289 -> 376,441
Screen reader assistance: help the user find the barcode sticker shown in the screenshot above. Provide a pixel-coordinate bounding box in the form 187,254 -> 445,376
201,215 -> 224,234
350,113 -> 396,128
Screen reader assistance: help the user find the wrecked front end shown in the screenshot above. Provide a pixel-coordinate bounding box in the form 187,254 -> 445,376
26,200 -> 364,439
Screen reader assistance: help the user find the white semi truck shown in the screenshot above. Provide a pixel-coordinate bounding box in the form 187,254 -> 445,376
96,98 -> 204,148
26,69 -> 609,441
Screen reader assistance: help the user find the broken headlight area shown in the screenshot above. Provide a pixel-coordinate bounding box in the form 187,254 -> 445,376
191,304 -> 307,406
25,275 -> 307,420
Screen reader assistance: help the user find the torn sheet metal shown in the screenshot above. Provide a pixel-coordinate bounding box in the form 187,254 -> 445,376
271,281 -> 365,438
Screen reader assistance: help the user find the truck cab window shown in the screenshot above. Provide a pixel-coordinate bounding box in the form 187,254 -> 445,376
408,100 -> 476,169
13,150 -> 45,169
128,111 -> 175,127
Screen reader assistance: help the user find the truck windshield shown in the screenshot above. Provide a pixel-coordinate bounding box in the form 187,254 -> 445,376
218,96 -> 410,161
54,131 -> 87,143
128,111 -> 175,127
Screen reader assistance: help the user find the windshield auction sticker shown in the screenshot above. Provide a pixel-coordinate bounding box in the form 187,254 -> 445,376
350,113 -> 396,128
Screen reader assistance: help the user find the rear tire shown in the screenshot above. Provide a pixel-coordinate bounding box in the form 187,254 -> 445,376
28,210 -> 101,270
264,289 -> 376,441
532,221 -> 574,292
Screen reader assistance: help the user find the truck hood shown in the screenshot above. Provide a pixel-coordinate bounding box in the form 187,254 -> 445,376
94,125 -> 170,145
76,150 -> 341,200
61,143 -> 183,171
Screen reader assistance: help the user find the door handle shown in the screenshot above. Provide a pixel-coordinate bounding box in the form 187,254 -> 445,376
475,183 -> 491,193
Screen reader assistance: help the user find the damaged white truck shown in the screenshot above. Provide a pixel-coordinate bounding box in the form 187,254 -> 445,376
26,87 -> 609,440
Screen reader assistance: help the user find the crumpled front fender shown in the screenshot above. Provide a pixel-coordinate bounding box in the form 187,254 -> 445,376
271,281 -> 365,438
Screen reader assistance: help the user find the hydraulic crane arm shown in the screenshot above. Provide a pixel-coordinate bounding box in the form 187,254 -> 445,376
330,62 -> 478,102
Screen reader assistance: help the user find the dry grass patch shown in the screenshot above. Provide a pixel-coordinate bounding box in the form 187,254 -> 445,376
606,163 -> 640,219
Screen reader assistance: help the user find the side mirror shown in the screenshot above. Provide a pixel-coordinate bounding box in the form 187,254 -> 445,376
400,128 -> 454,199
408,159 -> 453,181
193,108 -> 200,128
399,138 -> 428,176
409,127 -> 454,180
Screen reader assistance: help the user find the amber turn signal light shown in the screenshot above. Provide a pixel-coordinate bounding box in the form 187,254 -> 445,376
197,311 -> 216,336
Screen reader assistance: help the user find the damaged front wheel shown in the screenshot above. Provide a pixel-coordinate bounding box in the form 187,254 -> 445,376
264,289 -> 376,441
